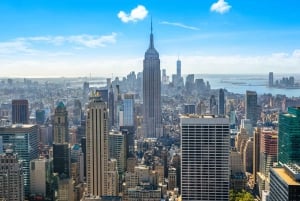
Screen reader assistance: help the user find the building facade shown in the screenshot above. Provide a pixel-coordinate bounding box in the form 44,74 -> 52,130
0,151 -> 24,201
86,95 -> 109,196
278,107 -> 300,165
12,99 -> 29,124
181,115 -> 230,201
245,90 -> 258,126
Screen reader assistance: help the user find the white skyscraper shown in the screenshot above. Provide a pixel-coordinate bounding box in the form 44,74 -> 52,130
86,95 -> 109,196
181,115 -> 230,201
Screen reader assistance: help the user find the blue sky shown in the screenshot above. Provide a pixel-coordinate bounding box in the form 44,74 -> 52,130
0,0 -> 300,77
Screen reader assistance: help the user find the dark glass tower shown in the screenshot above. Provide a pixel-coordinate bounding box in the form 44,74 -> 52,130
218,88 -> 225,116
278,107 -> 300,165
12,99 -> 29,124
245,90 -> 258,126
142,21 -> 162,138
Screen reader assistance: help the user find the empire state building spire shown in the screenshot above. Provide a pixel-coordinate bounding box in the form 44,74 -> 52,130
150,18 -> 154,49
145,19 -> 159,58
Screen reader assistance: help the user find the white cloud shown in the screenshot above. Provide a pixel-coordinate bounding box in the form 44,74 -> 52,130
160,21 -> 200,31
0,33 -> 117,55
210,0 -> 231,14
118,5 -> 148,23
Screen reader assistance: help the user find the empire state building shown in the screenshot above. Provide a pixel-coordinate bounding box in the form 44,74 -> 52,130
142,22 -> 162,138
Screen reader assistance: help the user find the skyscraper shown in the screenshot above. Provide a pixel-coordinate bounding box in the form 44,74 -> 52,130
0,151 -> 24,201
53,102 -> 69,143
269,72 -> 273,87
86,94 -> 109,196
181,115 -> 230,200
278,107 -> 300,165
53,102 -> 70,178
0,124 -> 38,196
219,88 -> 225,116
245,90 -> 258,126
12,99 -> 29,124
142,21 -> 162,138
177,59 -> 181,77
123,94 -> 134,127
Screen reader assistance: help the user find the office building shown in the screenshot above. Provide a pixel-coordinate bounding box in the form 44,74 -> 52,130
245,91 -> 258,126
268,164 -> 300,201
109,130 -> 127,173
109,85 -> 115,130
53,102 -> 69,144
36,109 -> 46,125
209,95 -> 217,115
86,94 -> 109,196
0,124 -> 38,196
184,104 -> 196,114
142,22 -> 162,138
12,99 -> 29,124
53,143 -> 71,177
269,72 -> 273,87
218,88 -> 225,116
177,59 -> 181,77
30,158 -> 53,199
168,167 -> 177,190
181,115 -> 230,200
123,94 -> 134,126
278,107 -> 300,165
257,128 -> 277,195
0,151 -> 24,201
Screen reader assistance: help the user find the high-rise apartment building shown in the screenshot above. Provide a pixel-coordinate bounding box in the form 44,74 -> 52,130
278,107 -> 300,165
245,90 -> 258,126
142,22 -> 162,138
0,151 -> 24,201
0,124 -> 38,196
219,88 -> 225,116
181,115 -> 230,201
12,99 -> 29,124
86,95 -> 109,196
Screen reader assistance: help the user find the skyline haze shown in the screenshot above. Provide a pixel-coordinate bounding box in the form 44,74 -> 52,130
0,0 -> 300,77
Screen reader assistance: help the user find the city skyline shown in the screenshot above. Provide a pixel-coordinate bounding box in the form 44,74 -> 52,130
1,0 -> 300,77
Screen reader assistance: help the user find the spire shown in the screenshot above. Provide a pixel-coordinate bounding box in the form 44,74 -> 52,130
149,18 -> 154,49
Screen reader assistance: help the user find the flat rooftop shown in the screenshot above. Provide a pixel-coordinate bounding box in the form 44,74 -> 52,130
272,168 -> 300,186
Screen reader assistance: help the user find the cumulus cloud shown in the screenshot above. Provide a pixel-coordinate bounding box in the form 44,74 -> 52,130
210,0 -> 231,14
160,21 -> 200,31
118,5 -> 148,23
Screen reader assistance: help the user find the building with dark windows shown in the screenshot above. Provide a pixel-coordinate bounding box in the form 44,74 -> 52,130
12,99 -> 29,124
0,124 -> 38,197
181,115 -> 230,200
142,21 -> 162,138
218,88 -> 225,116
278,107 -> 300,165
245,90 -> 258,126
269,72 -> 273,87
